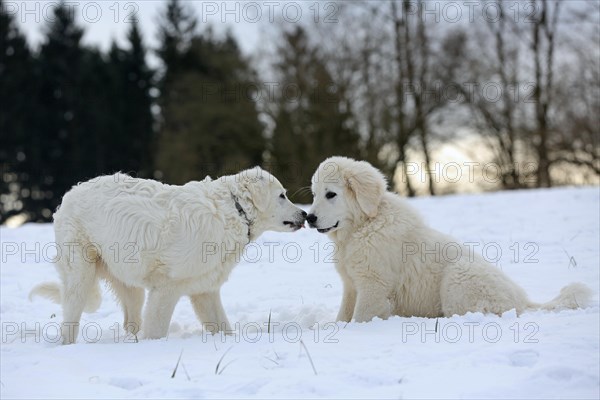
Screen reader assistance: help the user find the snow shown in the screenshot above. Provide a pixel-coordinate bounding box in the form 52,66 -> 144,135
1,187 -> 599,399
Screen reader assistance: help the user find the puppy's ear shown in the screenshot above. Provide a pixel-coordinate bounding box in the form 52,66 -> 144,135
240,168 -> 268,212
344,162 -> 387,218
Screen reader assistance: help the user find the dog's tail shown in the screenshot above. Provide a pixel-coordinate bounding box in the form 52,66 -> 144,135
528,282 -> 593,311
29,281 -> 102,313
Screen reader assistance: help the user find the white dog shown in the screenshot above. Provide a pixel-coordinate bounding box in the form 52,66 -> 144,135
307,156 -> 592,322
30,168 -> 306,344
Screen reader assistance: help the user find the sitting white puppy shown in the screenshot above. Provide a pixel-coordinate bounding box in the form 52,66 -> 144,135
30,168 -> 306,344
307,156 -> 591,322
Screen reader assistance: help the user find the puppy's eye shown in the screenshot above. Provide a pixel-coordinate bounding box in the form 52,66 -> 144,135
326,192 -> 337,199
279,193 -> 286,199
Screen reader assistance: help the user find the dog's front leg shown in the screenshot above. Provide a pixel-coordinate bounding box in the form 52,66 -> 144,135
352,278 -> 391,323
143,287 -> 180,339
336,266 -> 357,322
190,291 -> 232,334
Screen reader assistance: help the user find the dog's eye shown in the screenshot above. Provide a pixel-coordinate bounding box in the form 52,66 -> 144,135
326,192 -> 337,199
279,193 -> 286,199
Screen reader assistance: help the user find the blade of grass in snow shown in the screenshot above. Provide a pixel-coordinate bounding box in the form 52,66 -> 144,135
300,340 -> 318,376
170,349 -> 184,379
215,346 -> 234,375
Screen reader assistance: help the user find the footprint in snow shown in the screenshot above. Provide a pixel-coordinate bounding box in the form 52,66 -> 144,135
509,349 -> 539,367
108,377 -> 145,390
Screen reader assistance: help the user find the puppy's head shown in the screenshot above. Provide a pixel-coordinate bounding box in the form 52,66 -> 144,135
238,167 -> 306,233
307,157 -> 387,234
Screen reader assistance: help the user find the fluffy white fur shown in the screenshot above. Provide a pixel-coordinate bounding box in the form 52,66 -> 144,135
307,156 -> 592,323
30,168 -> 306,344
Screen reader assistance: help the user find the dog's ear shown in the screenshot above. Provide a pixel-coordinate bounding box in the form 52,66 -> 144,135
344,162 -> 387,218
240,167 -> 269,212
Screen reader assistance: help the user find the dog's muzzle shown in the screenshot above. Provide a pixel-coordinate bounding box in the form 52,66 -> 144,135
283,211 -> 306,230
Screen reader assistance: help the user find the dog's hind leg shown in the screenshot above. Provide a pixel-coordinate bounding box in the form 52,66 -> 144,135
59,242 -> 98,345
190,292 -> 232,334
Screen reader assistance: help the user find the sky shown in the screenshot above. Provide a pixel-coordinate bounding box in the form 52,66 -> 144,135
7,0 -> 333,66
8,1 -> 596,63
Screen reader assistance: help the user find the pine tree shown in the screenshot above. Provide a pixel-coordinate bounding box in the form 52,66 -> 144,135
1,1 -> 111,222
155,3 -> 265,183
156,0 -> 197,85
108,21 -> 155,177
0,0 -> 37,222
31,1 -> 119,221
34,1 -> 89,220
1,2 -> 155,222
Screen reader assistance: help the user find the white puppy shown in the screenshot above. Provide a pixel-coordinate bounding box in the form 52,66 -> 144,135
30,168 -> 306,344
307,156 -> 592,322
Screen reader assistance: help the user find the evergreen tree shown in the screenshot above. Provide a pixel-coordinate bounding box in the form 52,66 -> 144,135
34,1 -> 89,219
108,21 -> 155,177
1,1 -> 111,222
31,2 -> 116,220
155,1 -> 265,183
270,27 -> 361,203
156,32 -> 265,183
156,0 -> 197,85
0,0 -> 37,222
1,2 -> 154,223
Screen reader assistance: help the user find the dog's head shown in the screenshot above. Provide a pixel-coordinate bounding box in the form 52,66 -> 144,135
237,167 -> 306,234
307,157 -> 387,235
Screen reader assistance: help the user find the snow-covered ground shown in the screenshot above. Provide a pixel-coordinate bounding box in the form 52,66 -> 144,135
1,187 -> 599,399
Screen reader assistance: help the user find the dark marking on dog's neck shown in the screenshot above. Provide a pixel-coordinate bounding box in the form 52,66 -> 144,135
231,193 -> 252,240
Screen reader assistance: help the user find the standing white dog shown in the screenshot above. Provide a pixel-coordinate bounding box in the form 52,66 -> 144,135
30,168 -> 306,344
307,156 -> 592,322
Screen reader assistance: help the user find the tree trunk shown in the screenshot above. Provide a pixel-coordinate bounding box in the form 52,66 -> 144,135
391,1 -> 414,196
532,0 -> 553,188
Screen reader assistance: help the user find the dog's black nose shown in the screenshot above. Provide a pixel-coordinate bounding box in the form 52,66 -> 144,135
306,214 -> 317,224
301,211 -> 307,218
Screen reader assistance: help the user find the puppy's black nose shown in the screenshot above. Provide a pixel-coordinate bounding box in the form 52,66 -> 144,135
306,214 -> 317,224
301,211 -> 307,218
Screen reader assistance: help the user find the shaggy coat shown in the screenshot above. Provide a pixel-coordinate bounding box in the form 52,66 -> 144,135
31,168 -> 306,344
307,157 -> 592,322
